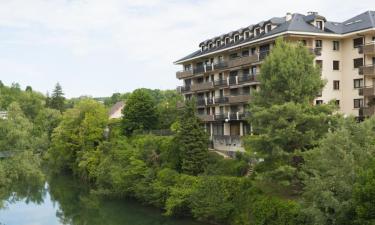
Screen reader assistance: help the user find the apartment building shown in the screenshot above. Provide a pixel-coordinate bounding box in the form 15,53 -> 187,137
174,11 -> 375,152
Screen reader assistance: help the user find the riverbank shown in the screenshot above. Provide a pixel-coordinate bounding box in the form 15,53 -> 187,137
0,173 -> 204,225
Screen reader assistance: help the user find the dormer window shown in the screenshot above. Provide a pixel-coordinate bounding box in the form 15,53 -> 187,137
266,24 -> 272,33
216,40 -> 221,47
209,43 -> 213,49
254,28 -> 260,36
225,37 -> 230,45
201,45 -> 205,51
316,20 -> 324,30
244,31 -> 250,39
234,34 -> 239,42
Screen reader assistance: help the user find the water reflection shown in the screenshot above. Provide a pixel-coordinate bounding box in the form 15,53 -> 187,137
0,174 -> 203,225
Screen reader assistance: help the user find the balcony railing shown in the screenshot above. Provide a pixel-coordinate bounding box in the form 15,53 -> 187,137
359,106 -> 375,117
227,54 -> 259,67
193,65 -> 205,74
214,79 -> 228,87
259,51 -> 270,61
227,94 -> 251,104
197,114 -> 215,122
361,86 -> 375,97
176,70 -> 193,79
176,85 -> 191,93
359,43 -> 375,55
191,82 -> 214,92
213,61 -> 228,70
214,96 -> 229,104
360,65 -> 375,76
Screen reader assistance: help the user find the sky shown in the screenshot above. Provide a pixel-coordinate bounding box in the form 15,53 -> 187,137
0,0 -> 374,98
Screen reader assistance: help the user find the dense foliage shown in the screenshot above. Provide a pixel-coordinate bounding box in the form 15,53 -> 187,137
2,39 -> 375,225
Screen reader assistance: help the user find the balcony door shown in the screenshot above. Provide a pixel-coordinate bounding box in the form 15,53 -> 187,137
373,57 -> 375,65
230,122 -> 241,136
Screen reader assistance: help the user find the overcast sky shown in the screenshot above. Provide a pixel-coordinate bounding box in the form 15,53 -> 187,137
0,0 -> 374,97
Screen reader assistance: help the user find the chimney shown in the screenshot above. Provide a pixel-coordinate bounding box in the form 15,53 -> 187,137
308,11 -> 318,15
286,12 -> 292,21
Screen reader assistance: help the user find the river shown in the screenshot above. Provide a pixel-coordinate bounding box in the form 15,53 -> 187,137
0,174 -> 205,225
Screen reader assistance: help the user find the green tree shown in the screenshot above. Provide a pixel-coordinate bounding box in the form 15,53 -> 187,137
254,38 -> 324,106
50,83 -> 65,112
174,100 -> 208,175
122,89 -> 158,136
353,160 -> 375,225
301,118 -> 375,225
246,39 -> 334,187
48,99 -> 108,178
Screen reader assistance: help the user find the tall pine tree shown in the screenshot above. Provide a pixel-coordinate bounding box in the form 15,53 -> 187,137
174,100 -> 208,175
49,83 -> 65,112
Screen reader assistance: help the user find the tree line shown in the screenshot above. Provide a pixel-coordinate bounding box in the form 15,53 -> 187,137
1,38 -> 375,224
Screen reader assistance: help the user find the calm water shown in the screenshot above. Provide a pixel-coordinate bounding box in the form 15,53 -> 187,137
0,175 -> 204,225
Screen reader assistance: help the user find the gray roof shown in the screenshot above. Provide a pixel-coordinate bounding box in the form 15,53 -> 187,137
175,11 -> 375,63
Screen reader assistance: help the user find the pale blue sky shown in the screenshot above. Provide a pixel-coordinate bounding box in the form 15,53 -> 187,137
0,0 -> 374,97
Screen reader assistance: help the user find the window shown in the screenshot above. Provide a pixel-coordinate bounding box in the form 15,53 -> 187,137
255,28 -> 260,36
234,35 -> 239,42
316,60 -> 323,70
216,40 -> 221,47
333,41 -> 340,51
250,47 -> 256,55
225,37 -> 230,45
184,64 -> 191,71
266,24 -> 272,32
353,37 -> 364,48
201,46 -> 205,51
333,61 -> 340,70
372,37 -> 375,42
335,100 -> 340,106
316,21 -> 323,30
244,31 -> 250,39
353,58 -> 364,68
316,100 -> 323,105
315,40 -> 323,49
229,53 -> 238,59
333,80 -> 340,90
354,99 -> 363,108
354,79 -> 364,88
209,43 -> 213,49
242,50 -> 249,57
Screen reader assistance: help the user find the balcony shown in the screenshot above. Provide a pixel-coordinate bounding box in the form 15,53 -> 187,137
227,94 -> 251,104
214,79 -> 228,87
227,54 -> 259,68
259,51 -> 270,61
213,61 -> 228,70
359,106 -> 375,117
228,111 -> 250,121
176,85 -> 191,93
176,70 -> 193,79
360,65 -> 375,76
238,74 -> 258,84
308,48 -> 322,56
191,82 -> 214,92
193,65 -> 205,74
361,86 -> 375,97
214,113 -> 226,121
197,114 -> 215,122
214,96 -> 229,104
359,43 -> 375,55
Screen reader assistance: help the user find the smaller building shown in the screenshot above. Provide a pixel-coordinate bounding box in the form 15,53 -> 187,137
108,101 -> 125,119
0,111 -> 7,120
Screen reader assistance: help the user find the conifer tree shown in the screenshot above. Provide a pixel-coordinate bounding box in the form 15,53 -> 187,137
50,83 -> 65,112
175,100 -> 208,175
